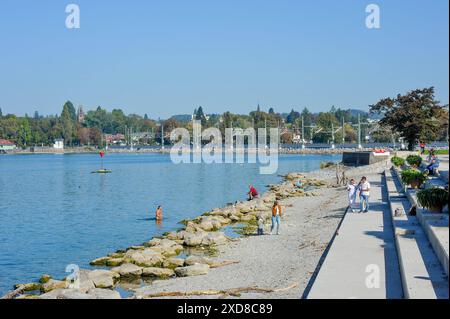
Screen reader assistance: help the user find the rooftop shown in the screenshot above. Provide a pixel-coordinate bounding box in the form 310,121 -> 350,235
0,139 -> 15,146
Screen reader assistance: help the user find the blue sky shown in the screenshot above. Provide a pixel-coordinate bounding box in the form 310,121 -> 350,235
0,0 -> 448,118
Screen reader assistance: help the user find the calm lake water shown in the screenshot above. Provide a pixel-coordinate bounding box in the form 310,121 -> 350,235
0,153 -> 340,295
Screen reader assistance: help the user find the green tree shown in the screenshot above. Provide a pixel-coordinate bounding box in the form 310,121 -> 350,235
195,106 -> 207,126
61,101 -> 77,146
17,118 -> 32,147
286,109 -> 300,124
370,87 -> 447,150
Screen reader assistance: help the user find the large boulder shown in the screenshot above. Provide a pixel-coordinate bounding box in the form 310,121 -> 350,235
144,238 -> 162,247
185,222 -> 204,233
111,263 -> 143,277
78,270 -> 96,293
240,214 -> 256,222
197,216 -> 229,230
124,248 -> 164,267
148,239 -> 184,257
87,288 -> 121,299
261,192 -> 276,203
90,256 -> 109,266
174,264 -> 210,277
142,267 -> 175,278
14,282 -> 42,292
236,201 -> 254,214
165,231 -> 183,240
184,255 -> 214,266
197,220 -> 217,231
201,232 -> 227,245
39,274 -> 52,284
108,252 -> 125,259
106,258 -> 124,267
39,288 -> 91,299
41,279 -> 67,293
88,269 -> 119,289
163,257 -> 185,269
183,232 -> 206,247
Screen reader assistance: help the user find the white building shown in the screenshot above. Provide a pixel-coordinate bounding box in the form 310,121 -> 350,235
53,139 -> 64,149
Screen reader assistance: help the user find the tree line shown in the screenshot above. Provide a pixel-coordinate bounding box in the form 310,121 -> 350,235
0,87 -> 448,149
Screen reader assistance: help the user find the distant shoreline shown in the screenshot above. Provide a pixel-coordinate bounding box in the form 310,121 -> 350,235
3,147 -> 373,156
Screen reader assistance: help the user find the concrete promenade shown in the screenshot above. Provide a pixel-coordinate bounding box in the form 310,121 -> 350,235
308,172 -> 403,299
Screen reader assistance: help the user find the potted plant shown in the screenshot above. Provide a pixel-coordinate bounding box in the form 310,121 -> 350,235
406,155 -> 422,168
391,156 -> 405,168
417,188 -> 449,213
401,169 -> 427,189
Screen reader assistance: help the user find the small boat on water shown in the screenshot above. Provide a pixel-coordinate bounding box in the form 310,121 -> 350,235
91,150 -> 112,174
91,169 -> 112,174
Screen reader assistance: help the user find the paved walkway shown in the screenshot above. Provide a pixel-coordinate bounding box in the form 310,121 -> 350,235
307,173 -> 403,299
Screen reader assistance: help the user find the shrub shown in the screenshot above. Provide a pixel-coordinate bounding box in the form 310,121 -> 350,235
401,169 -> 427,188
391,156 -> 405,167
406,155 -> 422,167
417,188 -> 449,213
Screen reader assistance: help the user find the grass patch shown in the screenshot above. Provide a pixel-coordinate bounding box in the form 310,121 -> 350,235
423,149 -> 449,155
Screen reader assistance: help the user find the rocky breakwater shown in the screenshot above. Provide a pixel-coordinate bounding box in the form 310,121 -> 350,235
9,173 -> 329,299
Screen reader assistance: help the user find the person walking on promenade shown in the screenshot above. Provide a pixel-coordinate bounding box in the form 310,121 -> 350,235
271,201 -> 282,235
346,179 -> 357,213
359,177 -> 371,213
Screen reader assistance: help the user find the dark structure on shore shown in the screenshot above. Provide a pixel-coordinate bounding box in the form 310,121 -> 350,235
342,151 -> 389,166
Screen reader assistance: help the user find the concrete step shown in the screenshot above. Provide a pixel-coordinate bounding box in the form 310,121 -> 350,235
416,210 -> 449,277
391,168 -> 450,278
384,172 -> 449,299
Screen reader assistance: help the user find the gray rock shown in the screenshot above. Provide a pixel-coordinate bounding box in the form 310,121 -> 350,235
90,256 -> 109,266
41,279 -> 67,293
183,232 -> 206,247
184,255 -> 213,266
201,232 -> 227,245
88,269 -> 119,289
39,288 -> 90,299
124,248 -> 164,267
142,267 -> 175,278
175,264 -> 210,277
111,263 -> 143,277
87,288 -> 121,299
163,257 -> 185,269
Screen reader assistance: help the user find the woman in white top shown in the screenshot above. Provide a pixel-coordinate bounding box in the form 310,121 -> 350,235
347,179 -> 357,213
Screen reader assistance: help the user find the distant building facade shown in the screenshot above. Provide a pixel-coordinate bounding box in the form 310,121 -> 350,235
53,139 -> 64,149
105,134 -> 126,144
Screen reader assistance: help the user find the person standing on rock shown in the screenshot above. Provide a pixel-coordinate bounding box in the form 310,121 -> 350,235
346,179 -> 357,213
271,201 -> 282,235
359,177 -> 371,213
